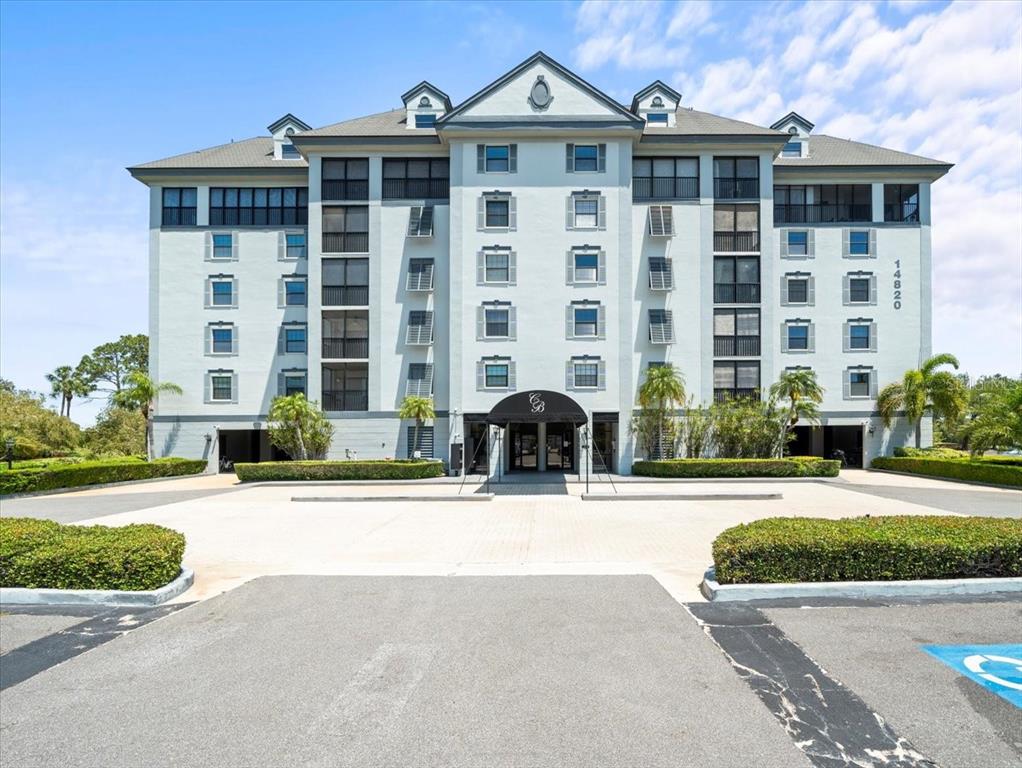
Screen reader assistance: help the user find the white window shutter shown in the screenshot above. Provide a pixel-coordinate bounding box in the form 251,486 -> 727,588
204,373 -> 212,403
566,251 -> 574,285
204,231 -> 212,261
231,231 -> 239,261
565,197 -> 574,230
779,231 -> 789,258
477,197 -> 485,230
204,279 -> 212,308
597,144 -> 606,173
843,370 -> 851,400
780,276 -> 789,305
808,323 -> 815,353
807,230 -> 815,257
508,361 -> 516,390
565,144 -> 574,173
508,197 -> 517,231
869,229 -> 877,258
842,275 -> 851,305
842,228 -> 850,257
477,251 -> 486,285
598,360 -> 607,390
869,370 -> 878,397
277,279 -> 286,308
597,305 -> 606,339
231,372 -> 239,404
780,323 -> 789,353
508,307 -> 517,340
808,276 -> 816,306
508,252 -> 517,286
476,306 -> 485,340
598,250 -> 607,285
843,322 -> 851,353
565,361 -> 574,390
277,231 -> 286,261
509,144 -> 517,173
477,145 -> 485,173
565,306 -> 574,339
869,275 -> 878,305
870,322 -> 878,352
598,196 -> 607,230
476,361 -> 485,390
204,325 -> 212,355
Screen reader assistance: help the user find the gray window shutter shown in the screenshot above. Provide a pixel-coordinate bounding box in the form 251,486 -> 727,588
598,360 -> 607,390
204,279 -> 213,308
870,322 -> 878,352
231,372 -> 239,404
231,232 -> 239,261
870,370 -> 878,397
869,275 -> 878,305
779,230 -> 789,258
565,361 -> 574,390
477,196 -> 486,230
807,229 -> 815,257
277,231 -> 286,261
508,361 -> 517,391
278,326 -> 285,355
204,325 -> 212,355
509,144 -> 517,173
232,326 -> 239,355
278,373 -> 285,397
565,197 -> 574,230
204,374 -> 212,403
508,307 -> 517,340
204,231 -> 213,261
565,305 -> 573,339
477,251 -> 485,285
842,275 -> 851,305
565,144 -> 574,173
780,276 -> 789,305
508,252 -> 517,285
843,370 -> 851,400
869,229 -> 877,257
842,228 -> 850,257
808,277 -> 815,306
842,322 -> 851,353
565,251 -> 574,285
476,306 -> 485,340
508,197 -> 517,231
597,144 -> 606,173
476,361 -> 485,390
808,323 -> 815,353
477,144 -> 485,173
780,323 -> 789,353
597,305 -> 606,339
598,250 -> 607,285
278,279 -> 286,308
598,196 -> 607,230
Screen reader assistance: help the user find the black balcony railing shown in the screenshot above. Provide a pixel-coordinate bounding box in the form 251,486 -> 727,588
713,283 -> 761,303
322,285 -> 369,306
322,390 -> 368,412
322,232 -> 369,253
713,336 -> 761,357
322,338 -> 370,359
382,178 -> 450,200
321,180 -> 369,201
632,176 -> 699,201
210,208 -> 307,226
884,203 -> 920,223
713,231 -> 760,252
713,178 -> 759,199
713,387 -> 759,403
774,203 -> 872,224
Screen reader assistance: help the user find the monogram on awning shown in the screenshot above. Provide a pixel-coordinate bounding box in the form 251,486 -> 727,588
485,390 -> 588,426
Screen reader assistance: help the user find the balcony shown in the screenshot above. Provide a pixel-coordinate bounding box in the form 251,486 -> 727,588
382,178 -> 450,200
713,231 -> 760,252
713,178 -> 759,200
713,388 -> 759,403
322,285 -> 369,306
322,338 -> 369,359
322,232 -> 369,253
322,390 -> 368,412
713,336 -> 761,357
884,203 -> 920,223
713,283 -> 760,303
775,203 -> 872,224
321,179 -> 369,201
632,176 -> 699,201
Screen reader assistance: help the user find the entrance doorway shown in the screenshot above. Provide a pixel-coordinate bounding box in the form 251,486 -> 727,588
545,423 -> 575,472
510,423 -> 539,471
466,420 -> 489,474
591,420 -> 617,473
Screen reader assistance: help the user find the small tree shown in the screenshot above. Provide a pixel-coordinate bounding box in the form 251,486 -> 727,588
964,378 -> 1022,454
680,398 -> 712,458
637,364 -> 686,459
710,397 -> 787,459
112,371 -> 182,460
399,396 -> 435,459
45,365 -> 92,419
267,394 -> 333,460
877,354 -> 968,449
769,369 -> 824,456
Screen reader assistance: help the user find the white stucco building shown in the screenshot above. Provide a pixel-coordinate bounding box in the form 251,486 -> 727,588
128,52 -> 950,474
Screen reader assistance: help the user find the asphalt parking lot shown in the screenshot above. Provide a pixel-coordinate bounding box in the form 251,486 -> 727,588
1,577 -> 1019,768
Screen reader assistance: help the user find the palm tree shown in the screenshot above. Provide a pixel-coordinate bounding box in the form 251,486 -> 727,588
113,371 -> 182,460
769,369 -> 824,456
637,364 -> 686,459
877,353 -> 968,449
399,396 -> 435,459
45,365 -> 91,419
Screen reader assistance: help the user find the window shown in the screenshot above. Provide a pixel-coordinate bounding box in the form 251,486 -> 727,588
849,277 -> 871,303
713,205 -> 759,252
573,361 -> 599,388
485,362 -> 509,388
384,159 -> 449,199
649,257 -> 673,290
849,230 -> 870,255
406,311 -> 434,345
407,258 -> 434,291
321,159 -> 369,201
714,309 -> 760,356
406,363 -> 434,397
485,198 -> 509,228
573,306 -> 598,337
573,144 -> 599,172
281,143 -> 300,159
322,258 -> 369,305
713,157 -> 759,199
323,206 -> 369,253
485,145 -> 510,173
849,369 -> 872,397
285,233 -> 306,259
162,187 -> 197,226
573,196 -> 599,228
282,371 -> 307,396
407,205 -> 435,237
210,373 -> 233,402
787,324 -> 809,351
322,311 -> 368,358
322,363 -> 368,411
787,231 -> 808,256
713,256 -> 760,303
884,184 -> 919,222
284,325 -> 307,354
415,113 -> 436,128
632,157 -> 698,200
648,205 -> 675,236
284,279 -> 307,306
849,323 -> 871,350
484,307 -> 510,338
210,326 -> 234,355
645,112 -> 668,124
649,309 -> 674,344
786,276 -> 809,304
775,184 -> 871,223
212,234 -> 233,260
574,251 -> 599,283
211,279 -> 234,307
485,250 -> 509,282
713,361 -> 759,401
210,187 -> 308,226
781,141 -> 801,157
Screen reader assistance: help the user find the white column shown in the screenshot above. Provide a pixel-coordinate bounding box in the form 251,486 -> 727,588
871,183 -> 884,223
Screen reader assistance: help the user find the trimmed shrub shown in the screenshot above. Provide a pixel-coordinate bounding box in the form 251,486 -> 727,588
234,459 -> 445,482
893,446 -> 969,459
0,457 -> 206,495
0,517 -> 186,591
871,456 -> 1022,487
632,457 -> 840,478
712,515 -> 1022,584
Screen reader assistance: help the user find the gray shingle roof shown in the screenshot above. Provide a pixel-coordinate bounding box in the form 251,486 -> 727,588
296,109 -> 426,138
777,134 -> 951,167
129,137 -> 306,170
642,108 -> 785,138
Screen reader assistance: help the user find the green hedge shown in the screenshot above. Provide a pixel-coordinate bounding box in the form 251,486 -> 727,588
871,456 -> 1022,487
0,517 -> 186,591
234,459 -> 446,482
713,515 -> 1022,584
632,457 -> 840,478
0,457 -> 207,496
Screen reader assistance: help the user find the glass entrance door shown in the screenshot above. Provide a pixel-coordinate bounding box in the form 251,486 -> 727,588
545,423 -> 575,472
592,422 -> 616,473
510,423 -> 538,470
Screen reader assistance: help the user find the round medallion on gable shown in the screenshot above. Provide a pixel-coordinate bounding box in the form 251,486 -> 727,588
528,75 -> 553,110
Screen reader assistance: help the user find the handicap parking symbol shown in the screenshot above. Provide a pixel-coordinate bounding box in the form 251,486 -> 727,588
923,644 -> 1022,708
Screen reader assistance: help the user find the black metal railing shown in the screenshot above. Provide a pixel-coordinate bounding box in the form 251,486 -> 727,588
713,283 -> 761,303
775,203 -> 872,224
713,336 -> 761,357
322,390 -> 368,411
321,179 -> 369,201
884,204 -> 920,223
713,178 -> 759,199
322,285 -> 369,306
713,231 -> 760,252
632,176 -> 699,201
210,208 -> 307,226
322,232 -> 369,253
382,178 -> 450,200
713,387 -> 759,403
322,338 -> 369,359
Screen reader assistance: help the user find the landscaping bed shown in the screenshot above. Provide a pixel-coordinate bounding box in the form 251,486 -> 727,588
0,517 -> 186,591
234,459 -> 445,482
0,457 -> 207,495
871,456 -> 1022,487
632,457 -> 840,478
712,515 -> 1022,584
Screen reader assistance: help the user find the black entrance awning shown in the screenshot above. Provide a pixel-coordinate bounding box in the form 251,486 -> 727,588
485,390 -> 588,426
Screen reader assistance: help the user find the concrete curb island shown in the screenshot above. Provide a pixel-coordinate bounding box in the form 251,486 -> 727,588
0,568 -> 194,607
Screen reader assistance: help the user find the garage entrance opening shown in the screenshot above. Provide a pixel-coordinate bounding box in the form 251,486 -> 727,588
218,429 -> 287,469
790,425 -> 864,468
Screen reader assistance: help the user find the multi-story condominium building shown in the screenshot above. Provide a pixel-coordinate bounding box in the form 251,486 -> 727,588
129,52 -> 950,474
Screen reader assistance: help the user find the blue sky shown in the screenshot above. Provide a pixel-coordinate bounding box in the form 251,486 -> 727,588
2,0 -> 1020,424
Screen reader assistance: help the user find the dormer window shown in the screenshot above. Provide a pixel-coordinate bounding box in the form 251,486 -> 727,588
414,113 -> 436,128
781,140 -> 801,158
646,112 -> 668,125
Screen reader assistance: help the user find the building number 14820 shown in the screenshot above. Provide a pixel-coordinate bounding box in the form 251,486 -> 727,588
893,259 -> 903,310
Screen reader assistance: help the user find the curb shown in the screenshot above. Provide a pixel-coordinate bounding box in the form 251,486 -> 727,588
582,493 -> 782,501
0,568 -> 195,607
0,472 -> 210,501
865,467 -> 1022,491
291,494 -> 493,502
700,567 -> 1022,602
